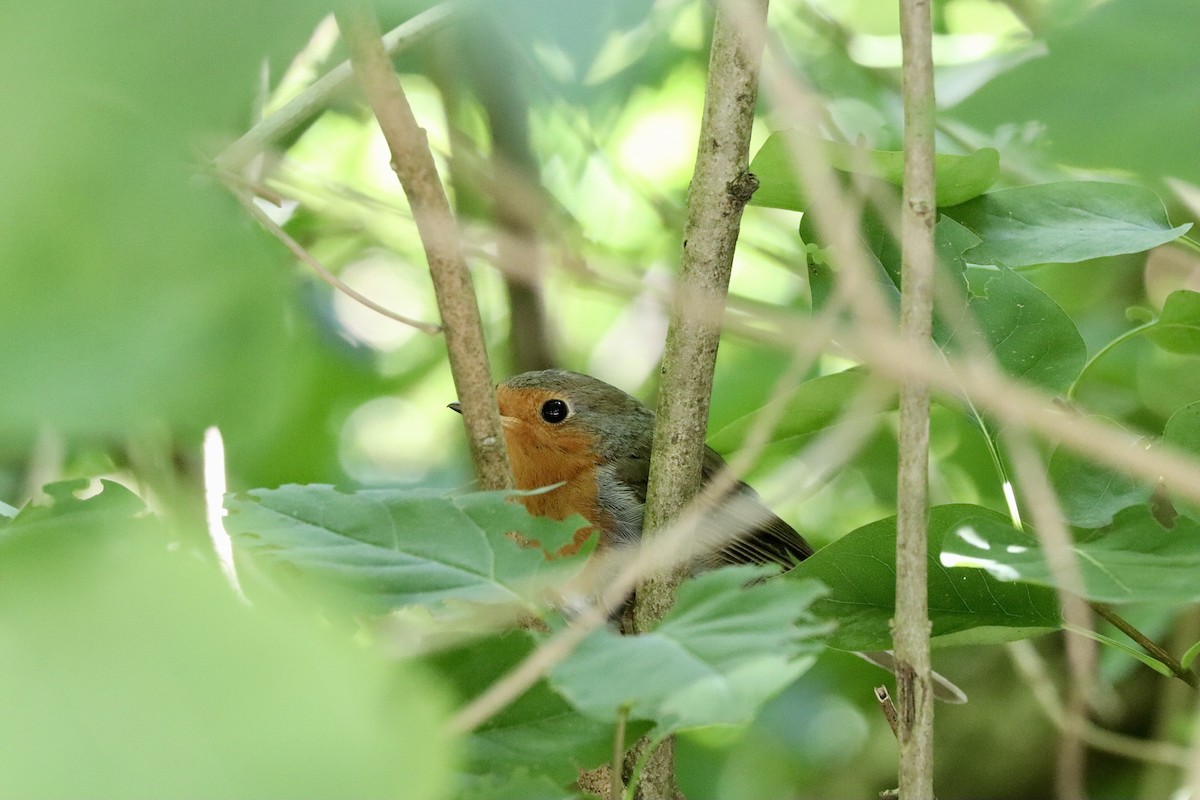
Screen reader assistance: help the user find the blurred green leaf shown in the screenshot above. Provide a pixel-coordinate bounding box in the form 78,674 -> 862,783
749,132 -> 999,210
793,505 -> 1061,651
458,771 -> 585,800
0,481 -> 455,800
941,506 -> 1200,604
0,0 -> 328,444
1048,433 -> 1153,528
946,267 -> 1087,392
951,0 -> 1200,183
943,182 -> 1190,268
227,485 -> 590,611
429,634 -> 630,785
708,369 -> 889,451
1182,639 -> 1200,670
1163,401 -> 1200,521
1145,290 -> 1200,355
549,566 -> 828,732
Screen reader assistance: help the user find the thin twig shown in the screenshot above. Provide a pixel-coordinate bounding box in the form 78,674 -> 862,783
337,1 -> 511,491
215,1 -> 470,173
1006,641 -> 1192,768
1091,602 -> 1199,688
875,685 -> 901,739
232,191 -> 443,333
1004,435 -> 1094,800
892,0 -> 937,797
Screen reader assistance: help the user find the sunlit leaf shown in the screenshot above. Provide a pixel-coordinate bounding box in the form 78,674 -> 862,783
792,505 -> 1061,651
941,506 -> 1200,604
943,182 -> 1190,267
749,132 -> 999,211
226,485 -> 591,612
548,566 -> 828,732
951,0 -> 1200,184
1145,290 -> 1200,355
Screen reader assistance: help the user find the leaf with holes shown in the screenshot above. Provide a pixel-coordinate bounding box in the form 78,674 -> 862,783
791,505 -> 1061,651
226,485 -> 591,612
548,566 -> 828,732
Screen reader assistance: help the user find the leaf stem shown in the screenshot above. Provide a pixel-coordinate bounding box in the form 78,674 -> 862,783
1091,602 -> 1199,688
1066,321 -> 1156,401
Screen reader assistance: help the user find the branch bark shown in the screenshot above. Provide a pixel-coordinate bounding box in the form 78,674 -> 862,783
336,1 -> 511,491
893,0 -> 937,797
632,0 -> 769,796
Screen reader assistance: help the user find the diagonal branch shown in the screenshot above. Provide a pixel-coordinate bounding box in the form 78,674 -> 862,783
215,1 -> 470,174
336,1 -> 511,491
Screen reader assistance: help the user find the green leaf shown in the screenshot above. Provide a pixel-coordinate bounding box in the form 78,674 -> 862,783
0,1 -> 328,440
941,506 -> 1200,604
1145,290 -> 1200,355
943,182 -> 1191,268
951,0 -> 1200,184
548,566 -> 828,732
459,771 -> 585,800
1163,401 -> 1200,521
1048,430 -> 1154,528
1182,638 -> 1200,670
708,369 -> 890,452
793,505 -> 1061,651
749,132 -> 999,211
0,481 -> 455,800
944,268 -> 1087,392
429,634 -> 628,785
1063,624 -> 1174,677
226,485 -> 591,612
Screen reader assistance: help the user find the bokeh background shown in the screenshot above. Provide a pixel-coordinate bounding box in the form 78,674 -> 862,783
3,0 -> 1199,797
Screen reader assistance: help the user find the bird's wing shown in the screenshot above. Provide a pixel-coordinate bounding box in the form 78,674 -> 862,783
699,446 -> 814,569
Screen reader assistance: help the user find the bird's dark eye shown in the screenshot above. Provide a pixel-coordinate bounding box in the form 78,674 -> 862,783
540,398 -> 570,424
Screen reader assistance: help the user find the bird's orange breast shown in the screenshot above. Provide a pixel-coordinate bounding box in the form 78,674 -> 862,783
496,385 -> 608,543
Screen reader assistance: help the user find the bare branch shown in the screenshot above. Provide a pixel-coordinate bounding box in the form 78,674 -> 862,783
892,0 -> 937,796
636,0 -> 769,628
232,190 -> 443,333
336,1 -> 511,491
215,2 -> 469,174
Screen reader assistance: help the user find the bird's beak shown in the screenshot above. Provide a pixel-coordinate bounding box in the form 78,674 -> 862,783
448,401 -> 518,428
446,402 -> 511,429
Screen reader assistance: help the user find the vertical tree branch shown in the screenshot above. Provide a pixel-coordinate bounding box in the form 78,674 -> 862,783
635,0 -> 770,631
336,2 -> 511,491
632,1 -> 769,796
893,0 -> 937,797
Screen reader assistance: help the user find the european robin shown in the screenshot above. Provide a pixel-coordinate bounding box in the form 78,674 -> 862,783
450,369 -> 812,605
450,369 -> 966,701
